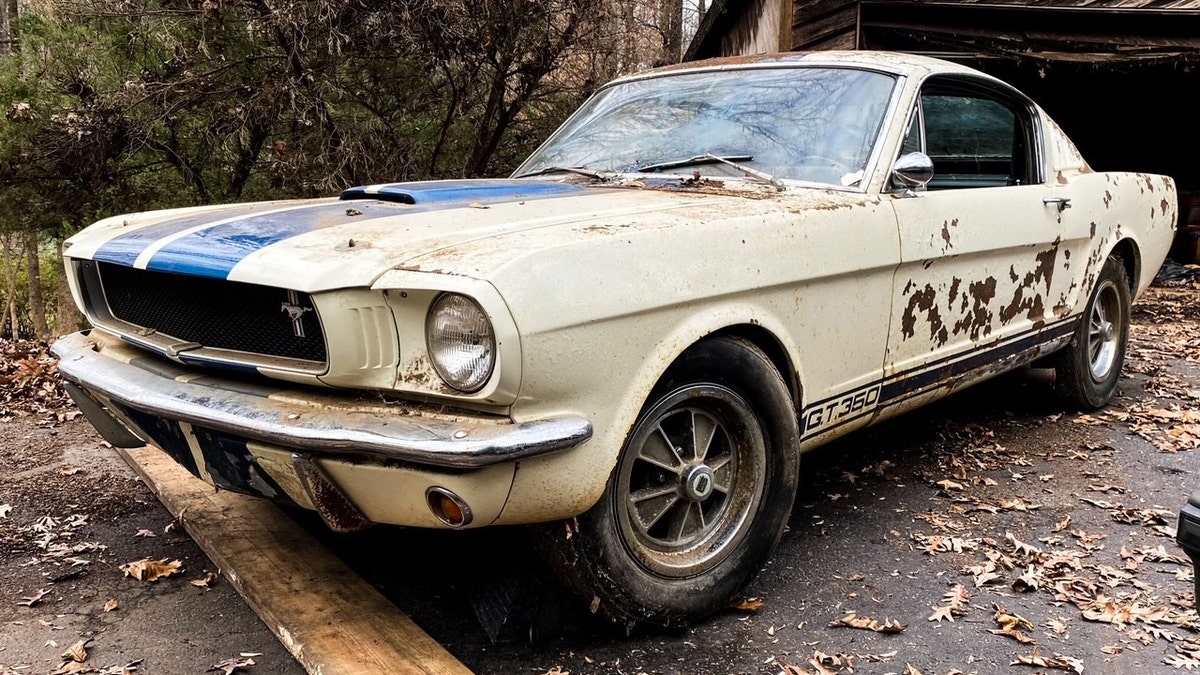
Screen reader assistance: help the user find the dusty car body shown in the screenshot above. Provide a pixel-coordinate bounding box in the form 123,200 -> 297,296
53,51 -> 1177,628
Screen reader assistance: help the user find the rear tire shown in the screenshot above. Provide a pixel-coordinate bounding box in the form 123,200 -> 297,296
538,336 -> 800,630
1055,256 -> 1131,410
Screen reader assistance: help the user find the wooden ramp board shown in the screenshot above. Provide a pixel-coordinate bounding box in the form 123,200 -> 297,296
117,445 -> 474,675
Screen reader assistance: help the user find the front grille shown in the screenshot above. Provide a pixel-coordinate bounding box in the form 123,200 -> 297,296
94,262 -> 327,363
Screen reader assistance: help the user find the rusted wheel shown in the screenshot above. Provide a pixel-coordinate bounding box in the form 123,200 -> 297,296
538,336 -> 800,629
1056,256 -> 1130,410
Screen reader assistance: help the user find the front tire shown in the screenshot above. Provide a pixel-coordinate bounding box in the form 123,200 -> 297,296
1055,256 -> 1131,410
540,336 -> 800,629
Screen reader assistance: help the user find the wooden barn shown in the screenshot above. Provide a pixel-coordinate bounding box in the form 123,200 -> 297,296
686,0 -> 1200,243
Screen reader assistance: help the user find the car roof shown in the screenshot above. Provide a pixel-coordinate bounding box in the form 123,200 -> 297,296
612,50 -> 986,84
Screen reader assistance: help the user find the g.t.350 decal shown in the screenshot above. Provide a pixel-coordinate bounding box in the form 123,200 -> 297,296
802,385 -> 881,436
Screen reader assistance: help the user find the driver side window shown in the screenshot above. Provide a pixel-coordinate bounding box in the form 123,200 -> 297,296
903,79 -> 1039,191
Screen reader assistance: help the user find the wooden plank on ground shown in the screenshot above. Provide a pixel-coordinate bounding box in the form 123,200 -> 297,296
117,445 -> 473,675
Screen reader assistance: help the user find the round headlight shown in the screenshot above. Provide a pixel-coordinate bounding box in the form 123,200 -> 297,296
425,293 -> 496,393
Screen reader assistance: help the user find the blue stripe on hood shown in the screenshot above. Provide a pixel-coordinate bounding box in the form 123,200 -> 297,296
145,200 -> 401,278
91,179 -> 589,280
92,203 -> 299,268
340,179 -> 586,204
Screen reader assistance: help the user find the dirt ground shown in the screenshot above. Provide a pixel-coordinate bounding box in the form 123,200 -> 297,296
2,284 -> 1198,675
0,344 -> 302,674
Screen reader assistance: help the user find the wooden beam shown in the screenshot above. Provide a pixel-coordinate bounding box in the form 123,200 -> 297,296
117,445 -> 473,675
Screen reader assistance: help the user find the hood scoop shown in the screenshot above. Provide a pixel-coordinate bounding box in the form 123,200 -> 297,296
339,179 -> 586,206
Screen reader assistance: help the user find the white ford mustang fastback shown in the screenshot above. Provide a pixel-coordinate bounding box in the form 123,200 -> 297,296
53,51 -> 1176,628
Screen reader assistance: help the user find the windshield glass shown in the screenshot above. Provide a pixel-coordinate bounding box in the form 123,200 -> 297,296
515,66 -> 897,187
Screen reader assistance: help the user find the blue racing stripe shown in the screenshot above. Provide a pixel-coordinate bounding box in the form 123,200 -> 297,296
92,203 -> 297,268
144,179 -> 594,280
340,179 -> 586,204
145,201 -> 400,279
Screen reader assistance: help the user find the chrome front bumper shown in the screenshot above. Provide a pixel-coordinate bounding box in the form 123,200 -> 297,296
52,331 -> 592,469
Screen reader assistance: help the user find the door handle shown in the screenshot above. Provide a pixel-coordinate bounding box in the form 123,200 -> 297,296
1043,197 -> 1072,212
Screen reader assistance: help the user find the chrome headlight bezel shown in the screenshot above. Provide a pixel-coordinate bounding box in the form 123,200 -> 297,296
425,292 -> 497,393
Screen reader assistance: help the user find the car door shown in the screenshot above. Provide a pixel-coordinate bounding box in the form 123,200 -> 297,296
879,76 -> 1090,421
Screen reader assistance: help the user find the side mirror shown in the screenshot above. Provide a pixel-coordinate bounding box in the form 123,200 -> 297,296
891,152 -> 934,190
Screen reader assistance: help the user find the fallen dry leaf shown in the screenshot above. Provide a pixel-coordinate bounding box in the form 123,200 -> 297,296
731,596 -> 763,612
164,508 -> 187,534
97,660 -> 143,675
936,479 -> 964,492
16,588 -> 50,606
1007,532 -> 1042,557
59,466 -> 81,476
134,529 -> 156,538
934,584 -> 971,620
0,504 -> 10,519
1045,617 -> 1070,636
975,570 -> 1004,588
208,657 -> 255,675
1164,642 -> 1200,670
1013,566 -> 1043,593
48,661 -> 91,675
119,558 -> 182,582
991,604 -> 1036,644
928,605 -> 955,623
1012,649 -> 1084,673
829,611 -> 907,633
807,650 -> 851,675
62,638 -> 89,663
191,571 -> 219,588
103,598 -> 118,613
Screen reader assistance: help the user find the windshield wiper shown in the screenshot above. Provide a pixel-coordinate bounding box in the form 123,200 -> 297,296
513,166 -> 607,180
636,153 -> 785,191
634,154 -> 753,173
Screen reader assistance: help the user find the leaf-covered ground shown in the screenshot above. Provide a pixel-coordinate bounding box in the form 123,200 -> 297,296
316,284 -> 1200,675
3,283 -> 1199,675
0,342 -> 300,675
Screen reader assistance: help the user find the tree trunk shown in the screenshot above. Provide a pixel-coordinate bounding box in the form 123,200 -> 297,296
659,0 -> 683,64
0,0 -> 18,56
55,235 -> 81,335
1,234 -> 17,339
25,230 -> 49,338
622,0 -> 637,72
464,57 -> 514,177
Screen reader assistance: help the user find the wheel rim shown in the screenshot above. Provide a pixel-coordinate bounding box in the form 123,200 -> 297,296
615,384 -> 766,578
1087,278 -> 1122,382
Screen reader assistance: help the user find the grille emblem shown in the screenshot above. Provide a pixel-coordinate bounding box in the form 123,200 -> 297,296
281,290 -> 313,338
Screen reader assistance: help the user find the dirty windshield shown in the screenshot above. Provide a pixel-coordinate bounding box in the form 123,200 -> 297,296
515,66 -> 896,188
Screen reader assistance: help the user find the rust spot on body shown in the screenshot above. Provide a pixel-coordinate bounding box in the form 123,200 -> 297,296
953,277 -> 997,340
900,283 -> 948,346
901,284 -> 931,338
1031,240 -> 1059,293
939,218 -> 957,250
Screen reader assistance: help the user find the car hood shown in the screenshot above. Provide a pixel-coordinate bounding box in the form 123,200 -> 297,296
66,178 -> 831,292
